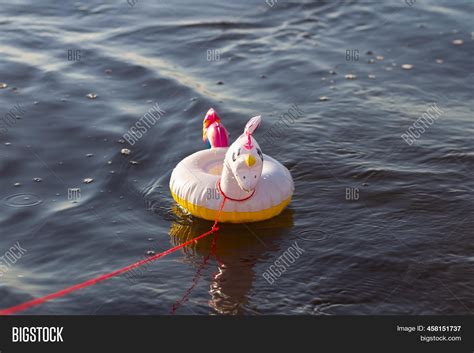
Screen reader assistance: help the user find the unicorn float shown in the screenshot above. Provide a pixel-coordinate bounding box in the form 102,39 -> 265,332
170,109 -> 294,223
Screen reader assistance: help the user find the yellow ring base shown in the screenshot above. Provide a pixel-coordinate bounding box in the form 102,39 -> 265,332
171,190 -> 291,223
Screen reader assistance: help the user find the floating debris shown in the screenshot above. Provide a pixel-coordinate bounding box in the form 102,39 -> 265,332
129,160 -> 139,165
190,97 -> 197,101
33,177 -> 42,182
368,74 -> 376,79
368,59 -> 375,64
86,153 -> 94,158
117,139 -> 125,144
0,83 -> 7,89
329,70 -> 337,75
14,182 -> 21,187
105,69 -> 112,74
146,250 -> 156,256
344,74 -> 357,80
110,170 -> 115,174
436,59 -> 444,64
121,148 -> 131,156
401,64 -> 413,70
34,101 -> 39,105
366,51 -> 373,55
216,81 -> 224,85
83,178 -> 94,184
5,142 -> 11,146
260,74 -> 267,79
319,96 -> 330,102
375,55 -> 384,61
452,39 -> 463,45
86,93 -> 97,99
107,161 -> 112,165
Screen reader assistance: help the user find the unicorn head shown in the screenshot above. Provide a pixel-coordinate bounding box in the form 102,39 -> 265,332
221,116 -> 263,197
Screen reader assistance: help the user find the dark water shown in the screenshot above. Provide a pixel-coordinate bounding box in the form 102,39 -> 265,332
0,0 -> 472,315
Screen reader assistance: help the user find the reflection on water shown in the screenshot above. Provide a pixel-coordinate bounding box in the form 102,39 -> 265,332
169,205 -> 294,314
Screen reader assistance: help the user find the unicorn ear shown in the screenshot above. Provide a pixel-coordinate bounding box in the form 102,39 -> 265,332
244,115 -> 262,135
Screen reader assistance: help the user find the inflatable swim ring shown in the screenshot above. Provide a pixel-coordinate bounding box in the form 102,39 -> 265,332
170,115 -> 294,223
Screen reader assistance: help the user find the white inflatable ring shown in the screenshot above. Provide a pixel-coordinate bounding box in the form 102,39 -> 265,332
170,116 -> 294,223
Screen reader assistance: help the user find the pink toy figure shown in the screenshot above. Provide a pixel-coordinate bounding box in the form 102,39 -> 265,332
202,108 -> 229,148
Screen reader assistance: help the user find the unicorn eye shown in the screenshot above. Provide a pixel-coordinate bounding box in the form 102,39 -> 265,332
232,148 -> 241,162
257,148 -> 263,161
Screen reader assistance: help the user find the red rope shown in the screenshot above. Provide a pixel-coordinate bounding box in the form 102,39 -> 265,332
170,232 -> 219,314
0,197 -> 228,316
217,179 -> 255,202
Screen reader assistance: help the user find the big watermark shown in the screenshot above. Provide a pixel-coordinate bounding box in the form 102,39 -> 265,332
260,104 -> 304,147
401,103 -> 443,146
0,242 -> 27,277
123,102 -> 165,146
262,241 -> 305,284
